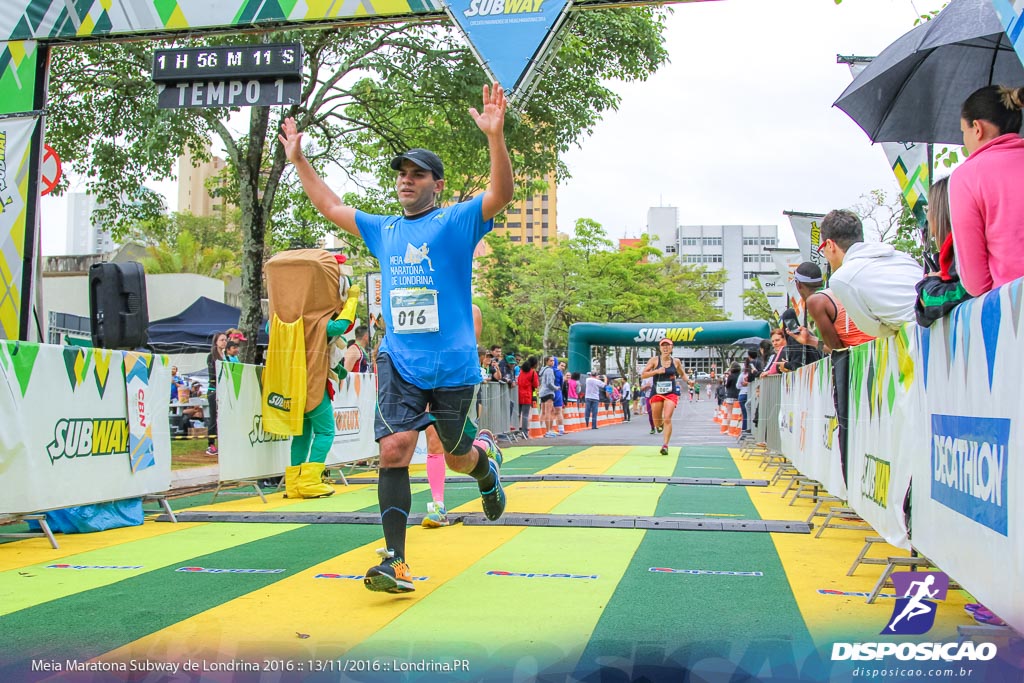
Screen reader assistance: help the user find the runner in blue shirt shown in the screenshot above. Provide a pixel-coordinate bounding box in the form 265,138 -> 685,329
280,83 -> 514,595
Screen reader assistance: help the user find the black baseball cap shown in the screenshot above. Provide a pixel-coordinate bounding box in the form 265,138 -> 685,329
390,148 -> 444,179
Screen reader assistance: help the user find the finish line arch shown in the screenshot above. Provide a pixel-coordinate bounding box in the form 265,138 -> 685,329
567,321 -> 771,374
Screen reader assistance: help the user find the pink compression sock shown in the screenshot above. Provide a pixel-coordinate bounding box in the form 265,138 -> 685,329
426,453 -> 446,503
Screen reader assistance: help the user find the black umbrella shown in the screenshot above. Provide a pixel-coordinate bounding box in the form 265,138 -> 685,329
732,337 -> 765,350
834,0 -> 1024,145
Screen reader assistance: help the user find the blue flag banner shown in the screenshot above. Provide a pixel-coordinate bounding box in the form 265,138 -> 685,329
444,0 -> 573,100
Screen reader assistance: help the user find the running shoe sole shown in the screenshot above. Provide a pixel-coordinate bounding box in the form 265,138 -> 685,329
363,567 -> 415,594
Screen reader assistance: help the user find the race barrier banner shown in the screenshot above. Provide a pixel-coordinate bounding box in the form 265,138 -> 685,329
845,332 -> 916,550
0,341 -> 171,514
909,281 -> 1023,634
0,115 -> 38,341
776,357 -> 846,499
218,362 -> 378,482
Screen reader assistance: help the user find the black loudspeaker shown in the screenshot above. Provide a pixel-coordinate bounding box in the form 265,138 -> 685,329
88,262 -> 149,349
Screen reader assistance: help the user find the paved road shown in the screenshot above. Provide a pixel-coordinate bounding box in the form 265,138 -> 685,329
518,396 -> 738,448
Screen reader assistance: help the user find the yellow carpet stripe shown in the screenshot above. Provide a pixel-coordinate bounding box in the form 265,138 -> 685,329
0,523 -> 303,616
352,527 -> 646,667
102,452 -> 616,661
0,521 -> 205,573
728,447 -> 972,645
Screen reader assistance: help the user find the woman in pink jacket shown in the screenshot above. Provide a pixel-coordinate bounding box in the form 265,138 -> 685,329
949,85 -> 1024,296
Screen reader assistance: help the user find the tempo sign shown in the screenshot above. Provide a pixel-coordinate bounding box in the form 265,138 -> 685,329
153,43 -> 303,109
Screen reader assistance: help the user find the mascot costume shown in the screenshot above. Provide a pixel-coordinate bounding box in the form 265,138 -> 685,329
262,249 -> 360,498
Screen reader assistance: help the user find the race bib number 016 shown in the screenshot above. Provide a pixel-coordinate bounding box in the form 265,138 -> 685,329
390,289 -> 440,333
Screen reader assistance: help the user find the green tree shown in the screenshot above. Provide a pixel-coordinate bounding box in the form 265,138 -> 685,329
854,188 -> 924,262
141,230 -> 239,281
741,282 -> 776,322
46,12 -> 669,360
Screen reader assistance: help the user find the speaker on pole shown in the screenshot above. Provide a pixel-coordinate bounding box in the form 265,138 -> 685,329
88,262 -> 149,349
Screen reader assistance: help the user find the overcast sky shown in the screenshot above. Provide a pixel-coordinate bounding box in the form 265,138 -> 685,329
39,0 -> 945,255
555,0 -> 947,247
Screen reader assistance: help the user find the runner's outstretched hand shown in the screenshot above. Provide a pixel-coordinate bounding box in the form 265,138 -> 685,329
469,83 -> 507,138
279,117 -> 304,164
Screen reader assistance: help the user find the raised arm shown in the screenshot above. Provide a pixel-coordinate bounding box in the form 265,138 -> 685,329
279,117 -> 359,237
469,84 -> 514,221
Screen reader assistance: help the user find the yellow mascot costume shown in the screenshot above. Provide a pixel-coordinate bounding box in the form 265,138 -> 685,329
262,249 -> 360,498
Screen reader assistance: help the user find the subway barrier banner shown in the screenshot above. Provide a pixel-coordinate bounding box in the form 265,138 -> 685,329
218,362 -> 378,482
0,115 -> 37,341
846,331 -> 917,550
0,341 -> 171,514
777,356 -> 846,499
910,280 -> 1022,634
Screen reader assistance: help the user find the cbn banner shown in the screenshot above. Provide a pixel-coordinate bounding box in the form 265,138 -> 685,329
776,357 -> 846,499
0,115 -> 37,341
910,280 -> 1022,634
846,331 -> 917,550
218,362 -> 378,482
768,248 -> 802,315
0,341 -> 171,514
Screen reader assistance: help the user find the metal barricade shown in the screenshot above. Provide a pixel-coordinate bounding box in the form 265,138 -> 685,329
477,381 -> 518,440
752,375 -> 782,452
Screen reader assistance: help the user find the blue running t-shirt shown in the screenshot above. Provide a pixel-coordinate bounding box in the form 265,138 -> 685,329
356,195 -> 492,389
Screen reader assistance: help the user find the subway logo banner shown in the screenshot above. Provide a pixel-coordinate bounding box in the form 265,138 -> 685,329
0,341 -> 171,514
444,0 -> 573,99
910,279 -> 1023,634
218,362 -> 378,482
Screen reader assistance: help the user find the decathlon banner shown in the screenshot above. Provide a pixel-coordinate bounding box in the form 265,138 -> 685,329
445,0 -> 573,97
845,331 -> 918,550
0,341 -> 171,514
218,362 -> 378,482
0,115 -> 37,341
777,357 -> 846,498
784,211 -> 828,274
909,279 -> 1024,634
